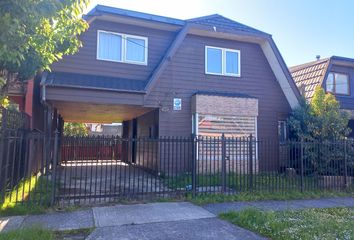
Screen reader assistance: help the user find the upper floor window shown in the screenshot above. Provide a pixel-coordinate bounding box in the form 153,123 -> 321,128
97,30 -> 148,65
326,72 -> 349,95
205,46 -> 240,77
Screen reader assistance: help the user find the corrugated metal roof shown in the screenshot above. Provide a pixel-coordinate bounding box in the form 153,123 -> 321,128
46,72 -> 146,92
289,58 -> 330,99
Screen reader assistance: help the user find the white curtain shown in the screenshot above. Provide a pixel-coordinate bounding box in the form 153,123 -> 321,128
126,37 -> 145,62
98,32 -> 122,61
226,51 -> 239,75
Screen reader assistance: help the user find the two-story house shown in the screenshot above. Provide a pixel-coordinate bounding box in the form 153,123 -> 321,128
41,5 -> 299,141
290,56 -> 354,137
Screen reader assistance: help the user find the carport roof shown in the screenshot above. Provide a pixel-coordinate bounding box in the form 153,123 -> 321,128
46,72 -> 146,92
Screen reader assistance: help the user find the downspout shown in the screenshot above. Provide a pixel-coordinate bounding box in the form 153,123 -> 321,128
40,71 -> 48,104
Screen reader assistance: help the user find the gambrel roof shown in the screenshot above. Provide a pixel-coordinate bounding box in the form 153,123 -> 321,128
45,5 -> 300,109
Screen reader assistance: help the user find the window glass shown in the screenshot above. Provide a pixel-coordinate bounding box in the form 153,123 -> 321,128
326,73 -> 334,93
278,121 -> 287,142
98,32 -> 122,61
198,114 -> 256,138
206,48 -> 222,74
126,37 -> 146,63
335,73 -> 349,95
226,51 -> 239,75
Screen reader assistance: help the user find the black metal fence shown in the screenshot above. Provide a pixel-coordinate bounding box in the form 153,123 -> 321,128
0,129 -> 55,207
54,135 -> 354,205
0,107 -> 30,131
1,132 -> 353,207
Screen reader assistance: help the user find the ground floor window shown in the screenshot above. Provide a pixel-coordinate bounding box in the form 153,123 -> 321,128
193,114 -> 257,138
278,120 -> 287,143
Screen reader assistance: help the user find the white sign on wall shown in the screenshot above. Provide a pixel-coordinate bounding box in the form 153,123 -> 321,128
173,98 -> 182,111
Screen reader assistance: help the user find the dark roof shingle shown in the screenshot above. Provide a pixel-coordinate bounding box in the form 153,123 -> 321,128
187,14 -> 269,36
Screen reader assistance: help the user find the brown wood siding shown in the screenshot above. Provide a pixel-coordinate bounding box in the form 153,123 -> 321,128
51,20 -> 178,81
135,109 -> 159,170
145,34 -> 292,139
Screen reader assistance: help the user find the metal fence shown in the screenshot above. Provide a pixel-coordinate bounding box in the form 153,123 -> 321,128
1,132 -> 353,207
0,129 -> 54,207
54,135 -> 354,205
0,107 -> 30,131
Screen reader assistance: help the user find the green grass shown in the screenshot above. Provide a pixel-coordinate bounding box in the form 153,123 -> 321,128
163,172 -> 328,191
163,172 -> 353,204
220,207 -> 354,240
0,226 -> 53,240
0,227 -> 94,240
53,228 -> 94,239
0,175 -> 54,216
188,190 -> 354,205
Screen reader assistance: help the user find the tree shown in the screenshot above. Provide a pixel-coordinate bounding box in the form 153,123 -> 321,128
64,122 -> 88,136
288,87 -> 351,140
0,0 -> 89,98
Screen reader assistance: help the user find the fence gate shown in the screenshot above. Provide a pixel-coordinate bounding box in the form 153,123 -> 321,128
56,135 -> 191,205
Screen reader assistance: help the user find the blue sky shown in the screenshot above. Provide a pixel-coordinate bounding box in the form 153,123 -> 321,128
87,0 -> 354,67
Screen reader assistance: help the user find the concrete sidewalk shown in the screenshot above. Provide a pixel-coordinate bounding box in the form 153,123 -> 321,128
0,197 -> 353,239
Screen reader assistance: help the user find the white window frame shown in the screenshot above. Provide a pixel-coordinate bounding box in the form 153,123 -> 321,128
96,30 -> 148,65
205,46 -> 241,77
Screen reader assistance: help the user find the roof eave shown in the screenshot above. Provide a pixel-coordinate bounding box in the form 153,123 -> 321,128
44,83 -> 146,94
85,5 -> 185,26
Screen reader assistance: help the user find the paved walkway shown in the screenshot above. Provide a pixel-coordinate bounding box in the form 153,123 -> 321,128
0,197 -> 353,239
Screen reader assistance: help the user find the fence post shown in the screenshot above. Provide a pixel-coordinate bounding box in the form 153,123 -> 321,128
191,134 -> 197,197
344,140 -> 348,189
0,108 -> 7,165
0,108 -> 7,192
300,138 -> 304,192
248,134 -> 253,191
221,133 -> 227,193
51,130 -> 59,206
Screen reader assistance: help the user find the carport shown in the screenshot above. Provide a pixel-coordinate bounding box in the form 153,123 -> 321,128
40,71 -> 163,203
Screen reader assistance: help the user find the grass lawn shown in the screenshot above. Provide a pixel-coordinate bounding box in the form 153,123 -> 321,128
0,175 -> 54,217
163,172 -> 353,192
220,207 -> 354,240
0,227 -> 94,240
0,227 -> 53,240
188,190 -> 354,205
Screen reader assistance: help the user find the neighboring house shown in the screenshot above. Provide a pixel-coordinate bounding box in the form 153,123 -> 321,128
37,5 -> 300,165
289,56 -> 354,137
87,123 -> 123,136
7,76 -> 44,131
